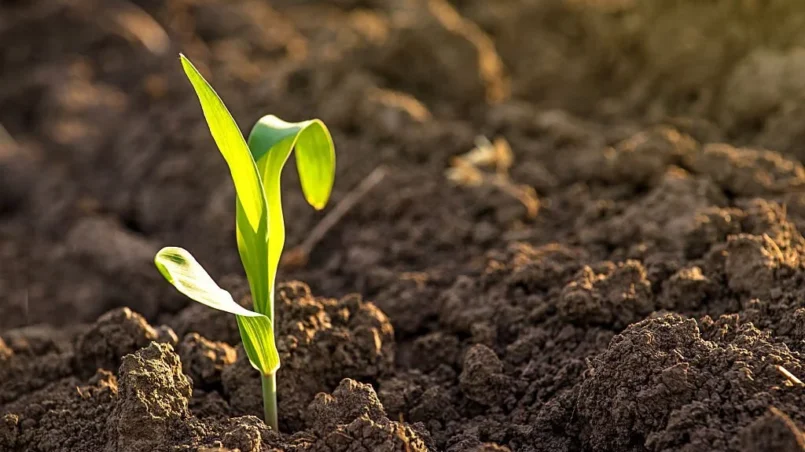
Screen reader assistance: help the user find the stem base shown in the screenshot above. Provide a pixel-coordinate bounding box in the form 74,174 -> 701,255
261,373 -> 278,431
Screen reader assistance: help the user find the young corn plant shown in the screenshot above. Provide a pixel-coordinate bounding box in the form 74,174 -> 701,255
154,55 -> 335,431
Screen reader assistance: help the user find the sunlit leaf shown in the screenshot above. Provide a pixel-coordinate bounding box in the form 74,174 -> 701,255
237,315 -> 280,374
248,115 -> 335,210
179,54 -> 271,318
247,115 -> 336,315
154,247 -> 279,373
179,54 -> 266,233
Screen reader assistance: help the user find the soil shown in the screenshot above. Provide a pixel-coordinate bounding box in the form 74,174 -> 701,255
4,0 -> 805,451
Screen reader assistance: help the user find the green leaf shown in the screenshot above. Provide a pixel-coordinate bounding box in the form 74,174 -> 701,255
155,247 -> 279,374
235,198 -> 271,316
237,315 -> 280,375
179,54 -> 265,233
248,116 -> 336,210
247,115 -> 336,315
179,54 -> 272,318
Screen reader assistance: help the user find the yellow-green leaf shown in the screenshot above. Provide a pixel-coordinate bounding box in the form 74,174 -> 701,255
180,54 -> 266,233
180,54 -> 272,319
248,115 -> 336,210
154,247 -> 279,374
247,115 -> 336,316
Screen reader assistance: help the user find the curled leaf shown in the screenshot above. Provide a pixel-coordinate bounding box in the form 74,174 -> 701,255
247,115 -> 336,315
248,115 -> 336,211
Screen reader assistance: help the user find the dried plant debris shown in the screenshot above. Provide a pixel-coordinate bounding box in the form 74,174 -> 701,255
446,136 -> 540,218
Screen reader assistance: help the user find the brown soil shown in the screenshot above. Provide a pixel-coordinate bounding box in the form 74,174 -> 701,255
4,0 -> 805,451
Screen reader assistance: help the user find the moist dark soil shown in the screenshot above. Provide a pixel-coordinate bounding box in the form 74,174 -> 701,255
4,0 -> 805,451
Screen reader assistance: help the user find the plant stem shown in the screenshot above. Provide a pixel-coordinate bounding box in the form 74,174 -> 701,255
261,373 -> 278,431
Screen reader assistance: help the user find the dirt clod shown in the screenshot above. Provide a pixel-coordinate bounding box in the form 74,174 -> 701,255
178,333 -> 236,389
740,407 -> 805,452
725,233 -> 798,298
221,416 -> 267,452
571,313 -> 805,451
75,307 -> 161,377
224,282 -> 395,431
558,260 -> 654,328
459,344 -> 508,407
307,378 -> 429,452
108,342 -> 192,452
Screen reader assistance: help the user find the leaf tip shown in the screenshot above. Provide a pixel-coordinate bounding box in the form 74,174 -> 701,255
154,246 -> 179,284
156,246 -> 186,264
179,54 -> 194,72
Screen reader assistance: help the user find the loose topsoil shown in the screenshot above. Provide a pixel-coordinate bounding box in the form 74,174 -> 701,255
4,0 -> 805,451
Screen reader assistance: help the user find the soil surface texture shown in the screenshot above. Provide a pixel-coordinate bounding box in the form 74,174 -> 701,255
4,0 -> 805,451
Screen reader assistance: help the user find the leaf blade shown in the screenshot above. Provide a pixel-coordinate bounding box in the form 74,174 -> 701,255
155,247 -> 279,374
238,316 -> 280,374
247,115 -> 336,211
295,120 -> 336,209
246,116 -> 336,313
155,246 -> 259,317
236,197 -> 271,316
179,54 -> 265,233
180,54 -> 272,318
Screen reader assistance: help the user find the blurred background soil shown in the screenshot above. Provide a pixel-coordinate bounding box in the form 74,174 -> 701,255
4,0 -> 805,450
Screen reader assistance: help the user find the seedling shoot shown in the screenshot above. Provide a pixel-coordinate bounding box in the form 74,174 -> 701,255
154,54 -> 335,431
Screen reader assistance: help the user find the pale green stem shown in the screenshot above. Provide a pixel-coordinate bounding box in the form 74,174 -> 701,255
262,373 -> 278,431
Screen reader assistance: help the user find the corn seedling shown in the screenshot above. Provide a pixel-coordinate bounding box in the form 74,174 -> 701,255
154,55 -> 335,431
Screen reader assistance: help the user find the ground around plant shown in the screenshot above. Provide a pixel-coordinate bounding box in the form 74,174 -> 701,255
4,1 -> 805,451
